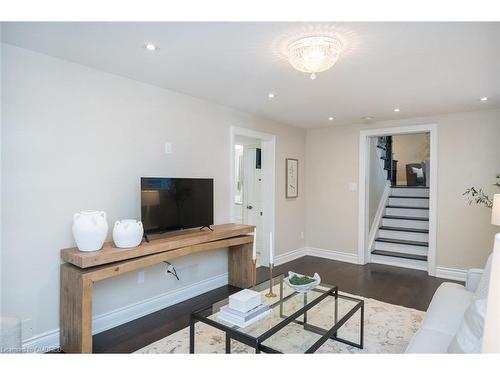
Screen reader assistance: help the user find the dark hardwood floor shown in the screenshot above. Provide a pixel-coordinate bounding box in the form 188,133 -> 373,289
89,256 -> 454,353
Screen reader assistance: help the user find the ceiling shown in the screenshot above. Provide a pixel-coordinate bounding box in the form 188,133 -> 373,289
2,22 -> 499,128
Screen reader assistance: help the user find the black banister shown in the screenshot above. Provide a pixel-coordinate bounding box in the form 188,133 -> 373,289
377,136 -> 396,186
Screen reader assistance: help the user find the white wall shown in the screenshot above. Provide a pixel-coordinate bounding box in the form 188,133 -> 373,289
306,109 -> 500,270
1,44 -> 306,343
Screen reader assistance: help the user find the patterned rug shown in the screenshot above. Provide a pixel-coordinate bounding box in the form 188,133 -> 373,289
135,286 -> 424,354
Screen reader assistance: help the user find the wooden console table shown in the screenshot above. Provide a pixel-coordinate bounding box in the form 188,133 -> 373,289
60,223 -> 255,353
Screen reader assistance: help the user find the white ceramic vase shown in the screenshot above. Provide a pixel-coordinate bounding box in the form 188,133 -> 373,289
113,219 -> 143,249
72,210 -> 108,252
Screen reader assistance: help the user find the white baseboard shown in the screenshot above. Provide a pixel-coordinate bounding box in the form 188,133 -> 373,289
306,247 -> 360,264
275,247 -> 359,266
276,247 -> 466,283
22,272 -> 229,353
274,247 -> 307,265
21,329 -> 60,353
436,266 -> 467,282
92,273 -> 228,335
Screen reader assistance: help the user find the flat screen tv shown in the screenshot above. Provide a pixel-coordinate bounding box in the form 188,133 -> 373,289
141,177 -> 214,234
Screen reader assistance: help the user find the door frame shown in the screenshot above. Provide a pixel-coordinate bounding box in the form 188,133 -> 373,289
230,126 -> 276,266
358,123 -> 438,276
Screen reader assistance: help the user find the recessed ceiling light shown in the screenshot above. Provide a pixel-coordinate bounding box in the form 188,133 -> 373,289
480,97 -> 488,102
328,117 -> 334,121
393,108 -> 400,112
268,93 -> 276,99
362,116 -> 374,121
145,43 -> 157,51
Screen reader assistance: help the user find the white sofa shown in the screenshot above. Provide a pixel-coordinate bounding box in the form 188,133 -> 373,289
405,266 -> 489,353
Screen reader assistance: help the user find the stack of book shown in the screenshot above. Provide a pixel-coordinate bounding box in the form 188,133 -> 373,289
218,289 -> 271,328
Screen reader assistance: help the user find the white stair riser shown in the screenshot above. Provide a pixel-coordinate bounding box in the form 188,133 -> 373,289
388,197 -> 429,207
386,207 -> 429,218
382,218 -> 429,230
391,188 -> 429,197
378,229 -> 429,242
370,255 -> 428,270
374,241 -> 428,256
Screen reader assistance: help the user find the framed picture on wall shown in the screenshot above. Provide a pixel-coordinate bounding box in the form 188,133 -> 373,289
286,158 -> 298,198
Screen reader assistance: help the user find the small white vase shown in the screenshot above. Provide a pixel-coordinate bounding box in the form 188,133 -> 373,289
113,219 -> 143,249
72,211 -> 108,252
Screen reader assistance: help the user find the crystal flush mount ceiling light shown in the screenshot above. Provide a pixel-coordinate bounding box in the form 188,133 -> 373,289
286,36 -> 344,80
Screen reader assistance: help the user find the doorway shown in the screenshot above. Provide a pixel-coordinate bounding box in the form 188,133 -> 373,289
230,127 -> 276,267
358,124 -> 438,276
234,136 -> 263,264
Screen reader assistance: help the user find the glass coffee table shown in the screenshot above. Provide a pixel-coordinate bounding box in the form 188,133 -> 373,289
189,274 -> 364,354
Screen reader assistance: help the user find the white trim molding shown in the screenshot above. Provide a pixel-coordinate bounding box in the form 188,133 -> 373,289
358,123 -> 438,276
274,247 -> 359,266
22,272 -> 229,353
307,247 -> 359,264
367,182 -> 391,261
436,266 -> 467,282
274,247 -> 307,265
276,247 -> 465,282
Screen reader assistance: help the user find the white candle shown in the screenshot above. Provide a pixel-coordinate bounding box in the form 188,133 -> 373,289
269,231 -> 274,265
252,228 -> 257,260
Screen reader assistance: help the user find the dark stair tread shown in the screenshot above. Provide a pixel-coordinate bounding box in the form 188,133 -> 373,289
386,205 -> 429,210
379,226 -> 429,233
375,237 -> 429,247
371,250 -> 428,261
383,215 -> 429,221
389,195 -> 429,199
391,186 -> 429,189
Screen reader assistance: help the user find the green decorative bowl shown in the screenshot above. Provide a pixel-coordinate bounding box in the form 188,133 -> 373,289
285,271 -> 321,293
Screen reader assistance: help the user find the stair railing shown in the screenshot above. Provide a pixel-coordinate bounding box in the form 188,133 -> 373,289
377,136 -> 397,186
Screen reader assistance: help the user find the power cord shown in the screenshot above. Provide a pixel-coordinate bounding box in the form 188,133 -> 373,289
163,261 -> 180,281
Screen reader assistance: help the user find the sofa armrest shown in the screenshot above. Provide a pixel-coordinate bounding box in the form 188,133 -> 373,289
466,268 -> 484,292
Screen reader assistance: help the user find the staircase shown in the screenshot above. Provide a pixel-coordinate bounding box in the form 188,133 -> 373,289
372,186 -> 429,263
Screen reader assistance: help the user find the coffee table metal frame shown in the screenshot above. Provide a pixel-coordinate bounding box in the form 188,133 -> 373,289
189,275 -> 364,354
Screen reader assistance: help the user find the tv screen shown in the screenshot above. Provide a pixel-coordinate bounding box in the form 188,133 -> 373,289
141,177 -> 214,234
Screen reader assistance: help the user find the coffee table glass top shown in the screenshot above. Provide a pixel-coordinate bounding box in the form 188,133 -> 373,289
192,274 -> 363,353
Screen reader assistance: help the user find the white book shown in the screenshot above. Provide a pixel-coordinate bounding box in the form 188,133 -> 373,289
220,303 -> 269,320
228,289 -> 261,313
218,309 -> 272,328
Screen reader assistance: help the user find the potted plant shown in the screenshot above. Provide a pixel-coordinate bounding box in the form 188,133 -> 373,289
463,174 -> 500,208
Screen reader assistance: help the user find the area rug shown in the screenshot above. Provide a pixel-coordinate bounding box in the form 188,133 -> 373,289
135,286 -> 424,354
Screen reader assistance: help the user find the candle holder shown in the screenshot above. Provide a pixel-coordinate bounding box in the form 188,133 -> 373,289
252,259 -> 257,289
265,263 -> 277,298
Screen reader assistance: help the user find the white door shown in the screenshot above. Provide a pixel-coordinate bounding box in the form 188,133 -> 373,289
242,146 -> 263,263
